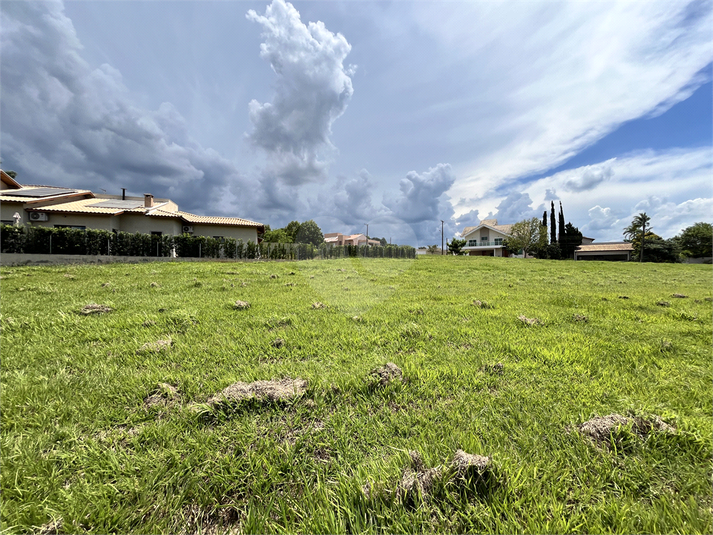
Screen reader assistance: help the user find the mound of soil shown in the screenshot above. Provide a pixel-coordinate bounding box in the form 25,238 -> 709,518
80,304 -> 112,315
271,338 -> 285,348
579,413 -> 675,443
311,302 -> 326,309
371,363 -> 403,385
144,382 -> 180,408
517,315 -> 542,326
572,314 -> 588,322
471,300 -> 493,309
451,449 -> 491,478
208,378 -> 308,406
656,301 -> 670,307
672,293 -> 688,298
233,300 -> 250,310
397,451 -> 443,503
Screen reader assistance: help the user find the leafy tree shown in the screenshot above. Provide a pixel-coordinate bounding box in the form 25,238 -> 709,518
674,222 -> 712,258
285,220 -> 301,242
628,231 -> 679,263
447,237 -> 467,255
427,244 -> 439,254
263,228 -> 293,243
559,222 -> 583,259
550,201 -> 557,244
503,218 -> 547,258
623,212 -> 652,262
379,237 -> 388,247
295,219 -> 324,246
5,170 -> 17,179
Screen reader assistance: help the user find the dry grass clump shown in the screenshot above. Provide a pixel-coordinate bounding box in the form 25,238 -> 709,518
451,449 -> 491,478
471,300 -> 493,309
144,382 -> 180,408
38,518 -> 63,535
517,315 -> 542,326
80,304 -> 112,315
311,302 -> 326,309
483,362 -> 504,375
142,319 -> 156,327
572,314 -> 588,322
370,362 -> 403,386
233,300 -> 250,310
672,293 -> 688,298
150,282 -> 160,288
270,274 -> 279,279
137,339 -> 172,354
101,282 -> 111,288
181,504 -> 242,535
579,413 -> 675,445
271,338 -> 285,349
284,282 -> 296,287
656,301 -> 671,307
207,378 -> 308,407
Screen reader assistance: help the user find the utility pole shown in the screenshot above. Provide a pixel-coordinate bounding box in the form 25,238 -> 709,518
441,220 -> 444,255
364,223 -> 369,245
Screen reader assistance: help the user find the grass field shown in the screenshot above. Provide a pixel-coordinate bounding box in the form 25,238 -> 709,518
1,256 -> 711,534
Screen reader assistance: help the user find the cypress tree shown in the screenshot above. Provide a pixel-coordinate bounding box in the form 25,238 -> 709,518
558,201 -> 565,243
550,201 -> 557,244
542,211 -> 548,239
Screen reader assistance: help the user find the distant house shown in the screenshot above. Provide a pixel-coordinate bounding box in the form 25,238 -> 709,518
461,219 -> 514,257
574,242 -> 634,261
324,232 -> 380,246
0,170 -> 264,242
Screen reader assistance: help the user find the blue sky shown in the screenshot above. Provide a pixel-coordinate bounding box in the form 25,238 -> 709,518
1,0 -> 711,246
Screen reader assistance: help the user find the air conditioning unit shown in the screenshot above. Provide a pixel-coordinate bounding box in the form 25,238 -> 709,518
29,212 -> 49,222
182,225 -> 194,233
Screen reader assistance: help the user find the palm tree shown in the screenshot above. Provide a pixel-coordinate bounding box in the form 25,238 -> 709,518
623,212 -> 652,262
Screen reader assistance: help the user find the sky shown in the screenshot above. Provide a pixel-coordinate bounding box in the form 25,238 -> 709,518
1,0 -> 711,246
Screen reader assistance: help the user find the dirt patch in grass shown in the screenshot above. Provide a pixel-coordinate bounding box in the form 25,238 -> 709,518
37,518 -> 63,535
233,300 -> 250,310
144,382 -> 181,408
271,338 -> 285,348
181,504 -> 242,535
656,301 -> 671,307
471,300 -> 493,309
150,282 -> 160,288
572,314 -> 588,322
579,414 -> 675,445
672,293 -> 688,298
312,302 -> 326,309
142,319 -> 156,327
370,362 -> 403,386
517,315 -> 542,326
397,450 -> 443,504
207,378 -> 308,407
137,339 -> 172,354
482,362 -> 504,375
80,304 -> 112,315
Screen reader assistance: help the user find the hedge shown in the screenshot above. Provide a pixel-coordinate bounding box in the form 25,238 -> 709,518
0,225 -> 416,260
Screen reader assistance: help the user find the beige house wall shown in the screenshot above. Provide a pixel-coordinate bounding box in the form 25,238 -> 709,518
190,224 -> 258,243
1,202 -> 26,224
28,213 -> 117,230
119,214 -> 182,235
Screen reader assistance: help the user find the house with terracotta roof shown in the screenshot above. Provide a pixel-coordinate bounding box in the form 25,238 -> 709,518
0,170 -> 263,243
324,232 -> 380,246
461,219 -> 515,257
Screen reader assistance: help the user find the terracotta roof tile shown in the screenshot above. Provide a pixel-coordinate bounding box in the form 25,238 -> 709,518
576,243 -> 633,252
177,211 -> 263,228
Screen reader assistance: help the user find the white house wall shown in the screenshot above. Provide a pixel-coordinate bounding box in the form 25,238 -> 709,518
27,213 -> 117,230
119,214 -> 181,235
1,202 -> 25,224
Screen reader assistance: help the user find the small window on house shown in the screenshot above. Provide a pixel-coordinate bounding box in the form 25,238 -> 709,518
1,220 -> 14,225
468,240 -> 477,246
494,238 -> 503,245
151,231 -> 162,236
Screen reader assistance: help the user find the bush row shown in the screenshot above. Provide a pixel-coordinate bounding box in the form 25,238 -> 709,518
0,225 -> 416,260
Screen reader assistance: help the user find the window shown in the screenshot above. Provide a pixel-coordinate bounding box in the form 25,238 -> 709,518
481,236 -> 487,241
151,231 -> 163,236
1,220 -> 14,225
494,238 -> 503,245
54,225 -> 86,230
468,240 -> 477,246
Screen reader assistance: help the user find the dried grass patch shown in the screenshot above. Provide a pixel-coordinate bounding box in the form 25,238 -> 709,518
137,339 -> 172,354
207,378 -> 308,407
672,293 -> 688,298
471,300 -> 493,309
517,315 -> 542,326
144,382 -> 181,408
233,300 -> 250,310
579,413 -> 675,446
311,302 -> 326,309
370,362 -> 403,386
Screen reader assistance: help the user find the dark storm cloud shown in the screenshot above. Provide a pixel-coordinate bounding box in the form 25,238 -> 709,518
0,1 -> 246,215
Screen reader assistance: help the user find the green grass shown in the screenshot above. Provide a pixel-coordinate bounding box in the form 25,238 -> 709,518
1,256 -> 711,534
